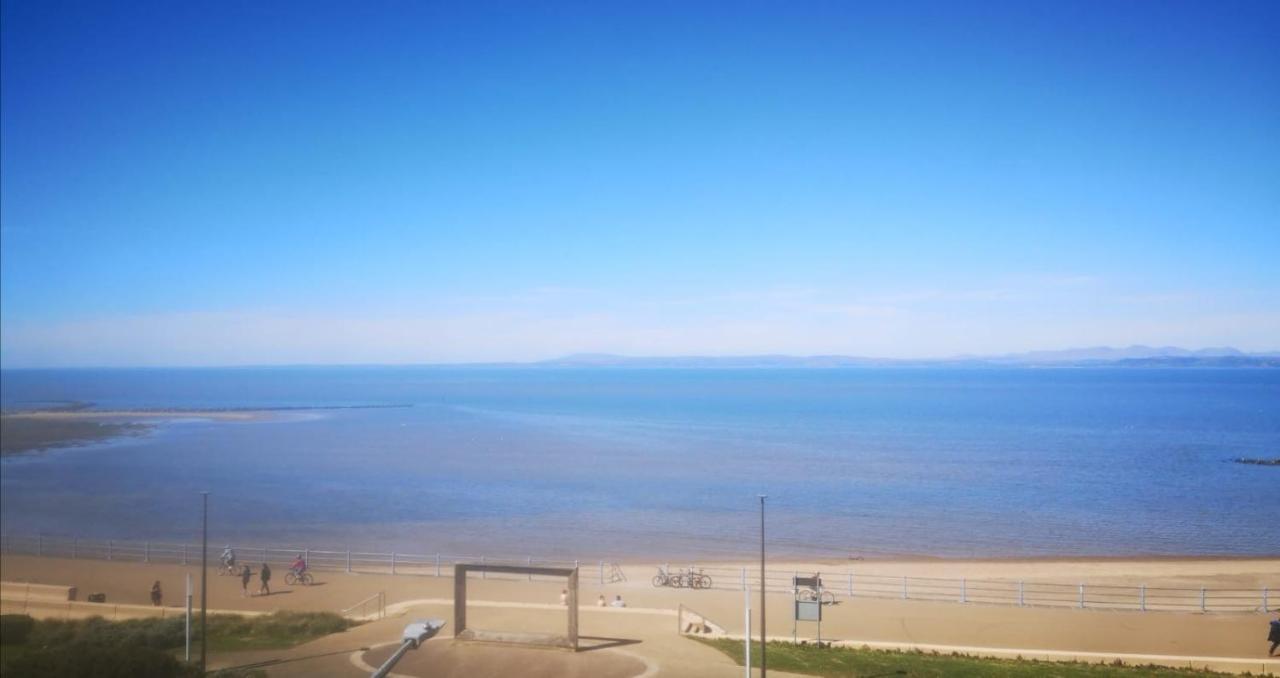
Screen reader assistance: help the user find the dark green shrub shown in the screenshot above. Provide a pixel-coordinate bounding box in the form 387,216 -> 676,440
1,614 -> 36,644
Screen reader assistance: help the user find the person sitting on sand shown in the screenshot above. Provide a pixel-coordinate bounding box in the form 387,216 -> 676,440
597,594 -> 607,607
240,564 -> 252,597
150,581 -> 162,606
1269,615 -> 1280,657
610,594 -> 626,608
259,562 -> 271,596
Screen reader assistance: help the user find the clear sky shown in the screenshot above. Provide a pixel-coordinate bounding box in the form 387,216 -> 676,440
2,1 -> 1277,367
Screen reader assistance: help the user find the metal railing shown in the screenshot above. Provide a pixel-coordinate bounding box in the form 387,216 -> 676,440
1,533 -> 600,583
669,564 -> 1275,613
3,533 -> 1273,614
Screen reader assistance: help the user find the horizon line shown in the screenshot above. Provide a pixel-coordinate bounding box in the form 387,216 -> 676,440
3,345 -> 1278,371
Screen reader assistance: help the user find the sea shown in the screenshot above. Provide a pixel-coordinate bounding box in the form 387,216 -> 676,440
2,367 -> 1277,560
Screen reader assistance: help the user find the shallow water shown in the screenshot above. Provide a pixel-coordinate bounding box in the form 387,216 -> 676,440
2,367 -> 1277,559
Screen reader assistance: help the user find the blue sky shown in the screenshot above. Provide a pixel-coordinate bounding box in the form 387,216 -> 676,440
2,1 -> 1277,366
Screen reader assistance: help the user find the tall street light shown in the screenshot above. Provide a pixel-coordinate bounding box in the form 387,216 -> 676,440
759,494 -> 767,677
200,491 -> 209,674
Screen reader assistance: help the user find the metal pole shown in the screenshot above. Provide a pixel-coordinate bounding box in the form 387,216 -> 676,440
1200,587 -> 1206,612
346,550 -> 352,573
744,583 -> 751,678
200,492 -> 209,674
599,561 -> 605,585
1078,583 -> 1085,609
1018,580 -> 1025,606
1140,585 -> 1146,611
759,494 -> 767,678
185,573 -> 192,662
961,578 -> 966,603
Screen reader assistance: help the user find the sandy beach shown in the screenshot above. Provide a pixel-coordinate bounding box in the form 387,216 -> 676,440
3,553 -> 1277,676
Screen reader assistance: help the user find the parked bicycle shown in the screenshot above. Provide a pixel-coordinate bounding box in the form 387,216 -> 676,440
798,588 -> 837,605
652,567 -> 712,589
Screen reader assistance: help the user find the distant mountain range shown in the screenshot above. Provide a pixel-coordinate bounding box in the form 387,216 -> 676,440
539,346 -> 1280,369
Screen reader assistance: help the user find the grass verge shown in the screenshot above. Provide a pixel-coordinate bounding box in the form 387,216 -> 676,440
690,636 -> 1238,677
1,611 -> 358,677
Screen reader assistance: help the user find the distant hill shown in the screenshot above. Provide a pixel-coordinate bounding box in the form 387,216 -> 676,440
540,346 -> 1280,369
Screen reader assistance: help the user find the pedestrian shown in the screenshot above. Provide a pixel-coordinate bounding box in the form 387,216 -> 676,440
150,581 -> 162,606
559,589 -> 568,606
259,562 -> 271,596
240,564 -> 252,597
597,594 -> 607,607
610,594 -> 626,608
1268,614 -> 1280,657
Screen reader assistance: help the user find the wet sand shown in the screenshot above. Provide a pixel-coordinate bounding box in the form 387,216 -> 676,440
0,409 -> 266,455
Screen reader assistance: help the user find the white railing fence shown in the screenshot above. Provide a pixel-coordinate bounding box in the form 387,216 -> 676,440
655,564 -> 1274,613
3,533 -> 1272,614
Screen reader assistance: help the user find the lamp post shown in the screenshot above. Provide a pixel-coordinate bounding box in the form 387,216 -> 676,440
759,494 -> 767,677
200,491 -> 209,674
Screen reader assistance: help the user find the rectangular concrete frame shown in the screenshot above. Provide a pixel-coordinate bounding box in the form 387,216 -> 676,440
454,564 -> 579,651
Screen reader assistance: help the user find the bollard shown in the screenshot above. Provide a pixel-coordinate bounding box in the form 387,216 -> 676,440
346,550 -> 352,574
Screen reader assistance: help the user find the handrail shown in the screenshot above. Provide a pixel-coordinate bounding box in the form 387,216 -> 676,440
3,533 -> 1274,615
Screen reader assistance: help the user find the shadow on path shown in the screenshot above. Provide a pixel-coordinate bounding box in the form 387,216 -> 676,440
578,636 -> 642,652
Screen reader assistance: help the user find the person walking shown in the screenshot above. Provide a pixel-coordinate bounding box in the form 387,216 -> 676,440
1268,615 -> 1280,657
240,564 -> 253,597
150,581 -> 163,606
259,562 -> 272,596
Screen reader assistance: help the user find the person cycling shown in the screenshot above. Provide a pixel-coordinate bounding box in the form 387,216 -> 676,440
290,554 -> 307,575
220,546 -> 236,571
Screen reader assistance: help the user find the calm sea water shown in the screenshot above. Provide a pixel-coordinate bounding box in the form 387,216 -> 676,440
2,367 -> 1277,559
